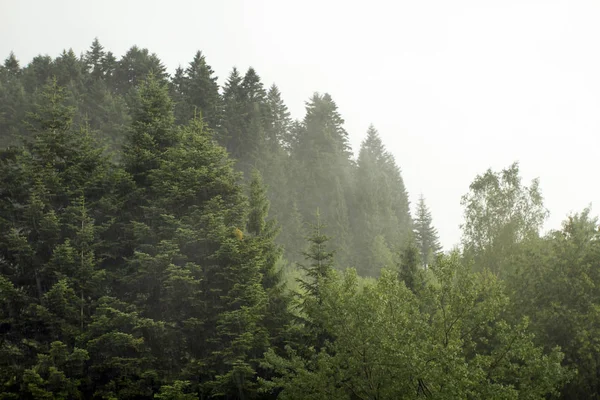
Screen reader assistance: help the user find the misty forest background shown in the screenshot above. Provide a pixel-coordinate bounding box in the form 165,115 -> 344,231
0,41 -> 598,399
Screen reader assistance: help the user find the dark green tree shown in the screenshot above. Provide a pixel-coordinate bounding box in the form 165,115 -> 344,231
398,243 -> 422,294
0,78 -> 121,397
172,51 -> 222,129
0,52 -> 28,147
113,46 -> 168,96
83,38 -> 107,79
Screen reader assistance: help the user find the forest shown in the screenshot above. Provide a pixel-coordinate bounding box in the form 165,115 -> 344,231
0,40 -> 598,399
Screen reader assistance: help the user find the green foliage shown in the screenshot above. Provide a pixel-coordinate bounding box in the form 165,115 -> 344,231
0,42 -> 595,400
297,211 -> 335,303
508,208 -> 600,399
461,162 -> 548,277
398,243 -> 423,294
264,256 -> 570,399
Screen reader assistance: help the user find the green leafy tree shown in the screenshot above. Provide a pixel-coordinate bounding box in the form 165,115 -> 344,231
508,208 -> 600,399
461,162 -> 548,277
264,255 -> 571,399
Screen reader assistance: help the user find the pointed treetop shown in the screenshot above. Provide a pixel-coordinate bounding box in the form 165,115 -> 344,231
124,74 -> 176,182
223,67 -> 243,93
414,194 -> 442,267
84,38 -> 106,77
242,67 -> 266,102
26,77 -> 75,135
4,51 -> 20,75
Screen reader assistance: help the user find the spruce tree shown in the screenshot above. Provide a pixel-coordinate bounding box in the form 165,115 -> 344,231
293,93 -> 353,266
122,73 -> 177,188
0,52 -> 28,147
297,211 -> 335,304
265,84 -> 291,150
220,67 -> 246,161
113,46 -> 168,96
173,51 -> 222,129
352,125 -> 412,275
83,38 -> 106,79
0,78 -> 120,397
414,194 -> 442,268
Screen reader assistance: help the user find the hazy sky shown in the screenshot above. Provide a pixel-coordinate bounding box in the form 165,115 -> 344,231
2,0 -> 600,249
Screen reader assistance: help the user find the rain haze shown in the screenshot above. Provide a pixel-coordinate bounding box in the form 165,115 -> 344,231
2,0 -> 600,249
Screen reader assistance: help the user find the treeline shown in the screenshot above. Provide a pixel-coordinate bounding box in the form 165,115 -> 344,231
0,41 -> 598,399
0,40 -> 437,273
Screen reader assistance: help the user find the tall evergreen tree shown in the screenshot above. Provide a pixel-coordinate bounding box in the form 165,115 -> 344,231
297,211 -> 335,305
122,74 -> 177,188
0,78 -> 121,397
414,194 -> 442,268
220,67 -> 246,162
352,125 -> 412,276
172,51 -> 221,129
83,38 -> 107,80
265,84 -> 291,150
0,52 -> 28,147
113,46 -> 168,96
292,93 -> 353,266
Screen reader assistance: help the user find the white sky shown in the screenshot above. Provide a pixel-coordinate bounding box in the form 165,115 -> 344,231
2,0 -> 600,249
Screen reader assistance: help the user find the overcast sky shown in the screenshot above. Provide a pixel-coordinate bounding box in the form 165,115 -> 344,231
2,0 -> 599,249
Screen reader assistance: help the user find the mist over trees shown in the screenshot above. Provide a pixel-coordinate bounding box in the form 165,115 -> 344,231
0,40 -> 596,399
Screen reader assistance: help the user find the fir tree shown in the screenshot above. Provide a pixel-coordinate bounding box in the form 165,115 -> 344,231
113,46 -> 168,96
0,78 -> 120,397
352,125 -> 412,275
173,51 -> 222,129
83,38 -> 107,79
297,211 -> 335,304
414,194 -> 442,268
122,73 -> 177,187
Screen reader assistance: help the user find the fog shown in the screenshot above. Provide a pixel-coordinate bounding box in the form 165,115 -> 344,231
4,0 -> 600,249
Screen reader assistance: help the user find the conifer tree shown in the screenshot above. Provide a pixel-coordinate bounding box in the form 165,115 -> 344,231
352,125 -> 412,275
122,74 -> 177,188
0,52 -> 28,147
265,84 -> 291,150
83,38 -> 106,79
3,51 -> 20,76
293,93 -> 353,266
113,46 -> 168,96
414,194 -> 442,268
0,78 -> 120,397
220,67 -> 246,161
297,211 -> 335,304
398,243 -> 422,293
172,51 -> 221,129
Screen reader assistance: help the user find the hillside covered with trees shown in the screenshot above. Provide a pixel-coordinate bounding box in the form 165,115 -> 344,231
0,41 -> 597,399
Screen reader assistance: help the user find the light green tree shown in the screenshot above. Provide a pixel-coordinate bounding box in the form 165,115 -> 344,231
461,162 -> 548,277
